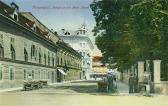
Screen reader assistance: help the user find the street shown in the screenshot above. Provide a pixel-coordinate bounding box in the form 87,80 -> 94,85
0,81 -> 168,106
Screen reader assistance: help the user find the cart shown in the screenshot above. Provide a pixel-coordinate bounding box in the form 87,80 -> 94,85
97,81 -> 108,92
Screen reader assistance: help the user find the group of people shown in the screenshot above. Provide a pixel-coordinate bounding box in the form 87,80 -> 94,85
105,73 -> 117,92
128,74 -> 138,93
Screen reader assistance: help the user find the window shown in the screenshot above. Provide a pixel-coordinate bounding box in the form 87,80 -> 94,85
48,71 -> 50,79
31,45 -> 35,58
48,52 -> 50,66
39,53 -> 41,64
45,70 -> 47,79
0,34 -> 3,39
83,31 -> 85,35
33,25 -> 36,31
61,58 -> 63,65
11,44 -> 15,60
10,37 -> 15,43
44,53 -> 46,65
83,43 -> 85,48
39,48 -> 41,64
32,70 -> 34,79
0,34 -> 3,43
0,44 -> 4,58
23,69 -> 26,80
80,43 -> 82,47
38,70 -> 41,79
9,67 -> 14,80
24,48 -> 28,62
57,57 -> 59,65
14,14 -> 18,21
0,64 -> 3,80
52,54 -> 54,66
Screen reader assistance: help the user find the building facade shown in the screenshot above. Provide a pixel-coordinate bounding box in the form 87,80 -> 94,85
0,1 -> 82,89
58,24 -> 94,80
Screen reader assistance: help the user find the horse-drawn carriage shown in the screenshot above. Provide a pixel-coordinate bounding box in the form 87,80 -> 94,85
97,80 -> 108,92
23,80 -> 48,91
97,73 -> 117,92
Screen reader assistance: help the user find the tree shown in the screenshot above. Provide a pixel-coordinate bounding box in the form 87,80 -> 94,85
90,0 -> 168,71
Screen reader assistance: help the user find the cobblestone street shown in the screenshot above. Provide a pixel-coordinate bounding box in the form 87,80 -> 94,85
0,81 -> 168,106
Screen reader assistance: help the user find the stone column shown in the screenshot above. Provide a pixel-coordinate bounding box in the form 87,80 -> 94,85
153,60 -> 161,84
138,61 -> 144,82
131,65 -> 134,74
153,60 -> 161,93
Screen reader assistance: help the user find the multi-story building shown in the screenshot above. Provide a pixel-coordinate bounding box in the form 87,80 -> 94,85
58,24 -> 94,80
0,1 -> 82,89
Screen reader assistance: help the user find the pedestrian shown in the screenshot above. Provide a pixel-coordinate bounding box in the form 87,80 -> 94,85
133,74 -> 138,93
129,74 -> 134,93
113,75 -> 117,89
107,73 -> 113,92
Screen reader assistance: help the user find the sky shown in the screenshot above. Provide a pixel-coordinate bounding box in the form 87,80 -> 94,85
3,0 -> 102,56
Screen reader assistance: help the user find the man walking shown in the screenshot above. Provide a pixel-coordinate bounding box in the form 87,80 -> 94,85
129,74 -> 134,93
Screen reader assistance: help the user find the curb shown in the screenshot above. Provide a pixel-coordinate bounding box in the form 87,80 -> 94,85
0,87 -> 22,93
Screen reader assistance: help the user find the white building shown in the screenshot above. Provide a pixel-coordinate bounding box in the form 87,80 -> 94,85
58,24 -> 94,80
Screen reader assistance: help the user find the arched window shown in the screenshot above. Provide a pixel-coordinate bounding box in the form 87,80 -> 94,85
24,48 -> 28,62
0,44 -> 4,58
11,44 -> 15,60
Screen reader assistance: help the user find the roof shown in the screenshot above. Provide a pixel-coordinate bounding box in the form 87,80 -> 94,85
0,1 -> 15,15
0,1 -> 81,58
93,56 -> 102,62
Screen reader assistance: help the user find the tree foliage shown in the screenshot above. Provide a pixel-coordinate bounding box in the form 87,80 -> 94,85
90,0 -> 168,70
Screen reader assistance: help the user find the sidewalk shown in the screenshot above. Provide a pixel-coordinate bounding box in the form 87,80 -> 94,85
0,80 -> 84,93
117,81 -> 129,94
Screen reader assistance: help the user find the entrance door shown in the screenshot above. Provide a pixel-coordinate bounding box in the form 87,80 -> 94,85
51,71 -> 54,83
57,70 -> 61,82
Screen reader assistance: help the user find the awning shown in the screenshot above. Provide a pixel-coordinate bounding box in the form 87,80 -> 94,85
58,69 -> 67,75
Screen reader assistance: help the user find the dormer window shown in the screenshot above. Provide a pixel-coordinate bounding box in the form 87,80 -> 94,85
33,24 -> 36,31
14,14 -> 18,21
65,32 -> 70,35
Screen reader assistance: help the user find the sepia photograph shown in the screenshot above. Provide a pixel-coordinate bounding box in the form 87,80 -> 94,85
0,0 -> 168,106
